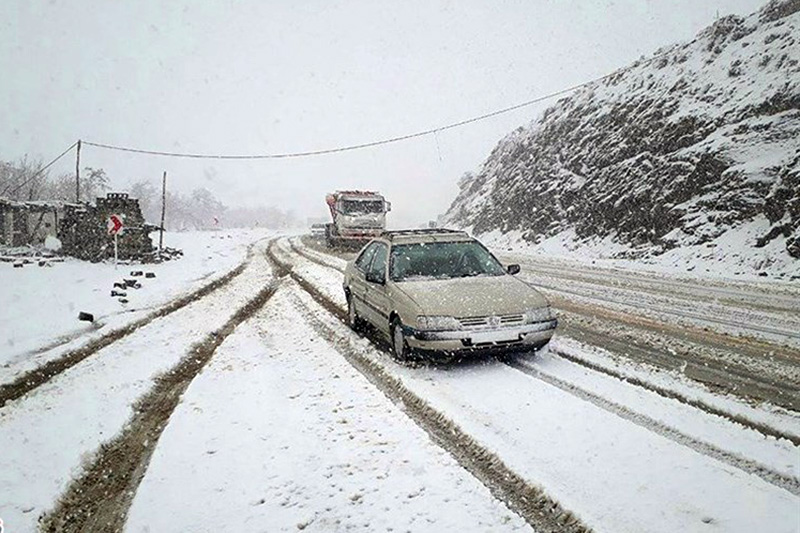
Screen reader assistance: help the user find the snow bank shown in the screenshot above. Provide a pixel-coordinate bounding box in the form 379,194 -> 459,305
0,229 -> 270,371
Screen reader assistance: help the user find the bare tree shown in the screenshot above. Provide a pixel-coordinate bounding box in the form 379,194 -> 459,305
224,204 -> 298,229
0,156 -> 47,201
80,167 -> 110,202
41,172 -> 78,202
189,188 -> 226,229
128,179 -> 159,223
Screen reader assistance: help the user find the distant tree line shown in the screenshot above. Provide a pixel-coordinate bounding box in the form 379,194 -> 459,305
0,156 -> 297,231
0,156 -> 109,203
128,178 -> 298,231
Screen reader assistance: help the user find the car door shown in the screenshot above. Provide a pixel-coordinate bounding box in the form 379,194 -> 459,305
363,242 -> 391,334
350,243 -> 378,321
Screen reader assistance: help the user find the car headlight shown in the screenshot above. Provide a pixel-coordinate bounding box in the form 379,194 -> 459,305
417,315 -> 461,331
524,306 -> 553,323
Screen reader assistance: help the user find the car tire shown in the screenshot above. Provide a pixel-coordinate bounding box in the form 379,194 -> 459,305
347,295 -> 364,332
391,318 -> 412,361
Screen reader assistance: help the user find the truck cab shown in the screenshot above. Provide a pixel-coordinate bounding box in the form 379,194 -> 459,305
325,191 -> 390,248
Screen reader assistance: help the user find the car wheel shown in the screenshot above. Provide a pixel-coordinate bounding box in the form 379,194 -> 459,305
391,318 -> 411,361
347,295 -> 363,332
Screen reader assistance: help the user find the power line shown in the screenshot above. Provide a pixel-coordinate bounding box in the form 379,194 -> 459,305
82,44 -> 682,160
7,141 -> 79,195
80,40 -> 690,161
82,78 -> 585,160
80,80 -> 589,160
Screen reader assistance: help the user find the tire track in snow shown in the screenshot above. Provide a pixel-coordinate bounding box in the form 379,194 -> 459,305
0,239 -> 269,409
511,259 -> 800,315
39,253 -> 284,532
289,240 -> 800,440
297,234 -> 800,371
268,242 -> 592,533
533,279 -> 800,341
548,344 -> 800,446
285,237 -> 800,491
507,357 -> 800,496
556,311 -> 800,412
290,238 -> 346,272
297,234 -> 800,407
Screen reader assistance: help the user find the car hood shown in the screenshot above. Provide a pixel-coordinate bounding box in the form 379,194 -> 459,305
394,275 -> 548,317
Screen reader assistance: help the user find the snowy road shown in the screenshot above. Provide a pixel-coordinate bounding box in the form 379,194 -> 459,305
125,287 -> 531,533
1,232 -> 797,532
293,236 -> 800,434
284,236 -> 800,531
299,235 -> 800,411
510,260 -> 800,412
296,234 -> 800,343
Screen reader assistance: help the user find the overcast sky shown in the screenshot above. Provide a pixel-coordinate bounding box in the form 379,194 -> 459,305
1,0 -> 766,227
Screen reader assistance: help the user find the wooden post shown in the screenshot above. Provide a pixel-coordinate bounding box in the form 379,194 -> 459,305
159,170 -> 167,254
75,139 -> 82,203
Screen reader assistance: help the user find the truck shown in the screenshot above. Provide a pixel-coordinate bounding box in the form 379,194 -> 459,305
324,190 -> 391,248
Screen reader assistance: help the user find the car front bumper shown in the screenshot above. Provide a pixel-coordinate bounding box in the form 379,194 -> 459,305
403,319 -> 558,354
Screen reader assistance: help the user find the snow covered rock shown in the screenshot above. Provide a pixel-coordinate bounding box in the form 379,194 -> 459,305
44,235 -> 62,252
443,0 -> 799,274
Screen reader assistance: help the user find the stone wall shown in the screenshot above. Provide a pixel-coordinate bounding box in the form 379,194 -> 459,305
0,199 -> 61,247
59,193 -> 153,261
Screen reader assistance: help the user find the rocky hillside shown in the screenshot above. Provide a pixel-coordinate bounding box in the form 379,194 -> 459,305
443,0 -> 800,275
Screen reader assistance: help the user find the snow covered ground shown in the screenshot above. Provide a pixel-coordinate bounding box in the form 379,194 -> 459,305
294,234 -> 800,353
479,227 -> 800,283
0,235 -> 274,533
277,244 -> 799,533
1,233 -> 797,532
0,229 -> 269,379
125,287 -> 530,533
510,260 -> 800,348
294,232 -> 800,434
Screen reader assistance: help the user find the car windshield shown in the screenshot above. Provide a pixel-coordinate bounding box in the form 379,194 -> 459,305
390,241 -> 506,281
340,199 -> 383,215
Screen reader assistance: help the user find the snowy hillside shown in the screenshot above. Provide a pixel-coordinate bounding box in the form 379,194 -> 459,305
443,0 -> 800,278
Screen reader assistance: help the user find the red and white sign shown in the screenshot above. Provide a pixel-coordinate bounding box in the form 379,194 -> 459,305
107,214 -> 124,235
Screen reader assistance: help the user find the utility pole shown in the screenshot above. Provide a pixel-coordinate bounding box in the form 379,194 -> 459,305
75,139 -> 82,203
159,170 -> 167,254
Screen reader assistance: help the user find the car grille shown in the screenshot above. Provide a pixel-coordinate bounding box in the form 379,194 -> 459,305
458,314 -> 525,328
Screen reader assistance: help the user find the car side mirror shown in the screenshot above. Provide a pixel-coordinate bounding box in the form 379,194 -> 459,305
385,201 -> 392,212
366,270 -> 386,284
507,264 -> 520,275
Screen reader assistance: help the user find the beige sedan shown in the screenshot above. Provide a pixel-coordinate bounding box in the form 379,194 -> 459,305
342,229 -> 557,361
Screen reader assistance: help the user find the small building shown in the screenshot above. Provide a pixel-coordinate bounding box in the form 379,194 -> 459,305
0,198 -> 63,247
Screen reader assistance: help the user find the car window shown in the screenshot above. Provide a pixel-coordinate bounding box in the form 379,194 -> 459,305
355,243 -> 378,271
389,241 -> 506,281
368,243 -> 388,282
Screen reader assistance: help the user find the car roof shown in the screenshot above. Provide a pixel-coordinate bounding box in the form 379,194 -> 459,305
379,228 -> 473,245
